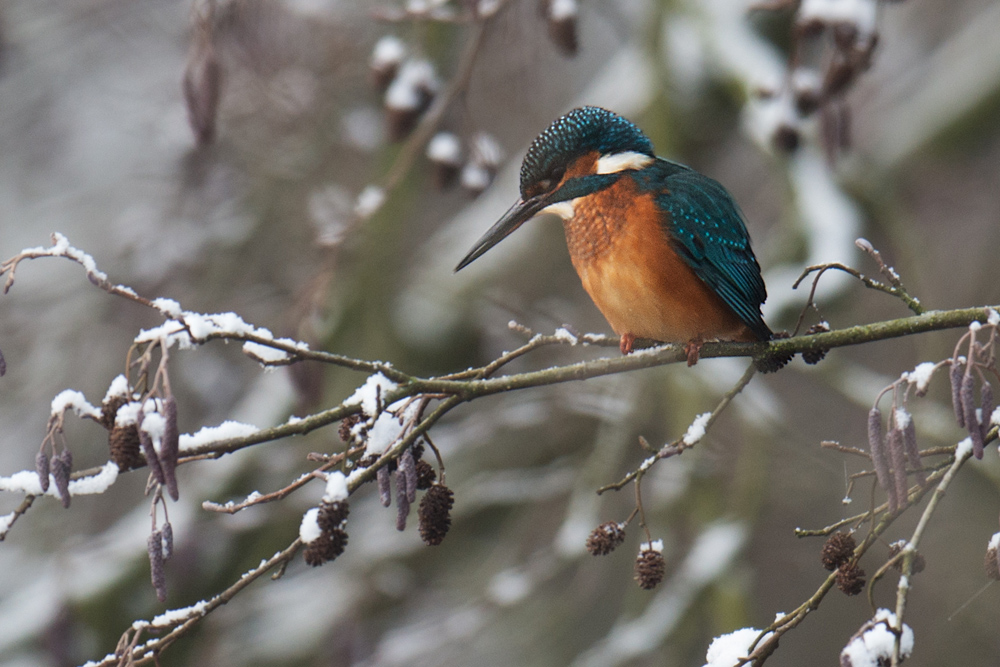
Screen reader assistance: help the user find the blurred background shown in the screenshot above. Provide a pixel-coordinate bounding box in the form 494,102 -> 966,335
1,0 -> 999,665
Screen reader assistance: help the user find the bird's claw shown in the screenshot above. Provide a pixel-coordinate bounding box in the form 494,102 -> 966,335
684,339 -> 703,366
619,333 -> 636,355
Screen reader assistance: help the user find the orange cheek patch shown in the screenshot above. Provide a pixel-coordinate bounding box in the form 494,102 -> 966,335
561,151 -> 600,182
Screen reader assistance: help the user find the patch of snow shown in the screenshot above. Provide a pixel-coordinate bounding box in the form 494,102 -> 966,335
179,421 -> 260,453
907,362 -> 936,393
243,341 -> 291,364
50,390 -> 101,420
704,628 -> 771,667
150,600 -> 209,628
371,35 -> 406,69
427,132 -> 462,164
345,373 -> 398,418
640,539 -> 664,553
683,412 -> 712,445
323,472 -> 349,503
300,508 -> 322,543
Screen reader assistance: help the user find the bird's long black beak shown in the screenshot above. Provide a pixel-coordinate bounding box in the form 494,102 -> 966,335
455,195 -> 550,272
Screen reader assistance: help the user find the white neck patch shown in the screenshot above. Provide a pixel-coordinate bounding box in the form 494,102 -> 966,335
540,200 -> 576,220
595,151 -> 654,174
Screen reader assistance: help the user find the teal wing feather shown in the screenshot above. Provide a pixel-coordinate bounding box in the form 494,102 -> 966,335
636,159 -> 771,341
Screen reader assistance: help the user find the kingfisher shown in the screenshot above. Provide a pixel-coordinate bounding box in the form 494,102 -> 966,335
455,106 -> 778,367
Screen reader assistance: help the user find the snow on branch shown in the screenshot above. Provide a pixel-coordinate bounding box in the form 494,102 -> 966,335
0,462 -> 119,537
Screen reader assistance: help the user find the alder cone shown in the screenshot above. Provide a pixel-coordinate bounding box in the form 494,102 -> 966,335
418,484 -> 454,546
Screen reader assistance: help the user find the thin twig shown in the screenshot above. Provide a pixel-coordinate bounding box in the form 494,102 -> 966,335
0,495 -> 35,541
596,362 -> 757,494
93,539 -> 304,666
793,455 -> 956,538
201,446 -> 364,514
821,441 -> 870,458
437,328 -> 614,381
793,261 -> 924,315
889,443 -> 973,666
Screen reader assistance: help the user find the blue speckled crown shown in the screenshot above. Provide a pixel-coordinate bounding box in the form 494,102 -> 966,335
519,106 -> 654,197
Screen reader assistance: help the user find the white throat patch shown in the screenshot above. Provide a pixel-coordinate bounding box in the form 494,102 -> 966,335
596,151 -> 654,174
540,200 -> 576,220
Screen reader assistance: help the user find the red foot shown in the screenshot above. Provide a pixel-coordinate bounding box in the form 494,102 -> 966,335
684,339 -> 703,367
619,333 -> 636,355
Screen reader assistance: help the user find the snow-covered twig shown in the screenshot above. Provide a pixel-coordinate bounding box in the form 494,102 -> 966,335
85,540 -> 304,667
201,445 -> 364,514
596,362 -> 758,495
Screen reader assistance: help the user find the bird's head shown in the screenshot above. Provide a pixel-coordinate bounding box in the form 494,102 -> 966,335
455,106 -> 655,271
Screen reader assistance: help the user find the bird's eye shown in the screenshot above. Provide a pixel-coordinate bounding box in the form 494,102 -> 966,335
526,168 -> 565,199
537,167 -> 565,194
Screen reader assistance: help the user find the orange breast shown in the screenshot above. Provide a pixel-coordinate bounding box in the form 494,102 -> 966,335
562,179 -> 756,344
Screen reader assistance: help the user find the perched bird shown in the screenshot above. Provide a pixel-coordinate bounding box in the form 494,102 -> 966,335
456,106 -> 776,366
